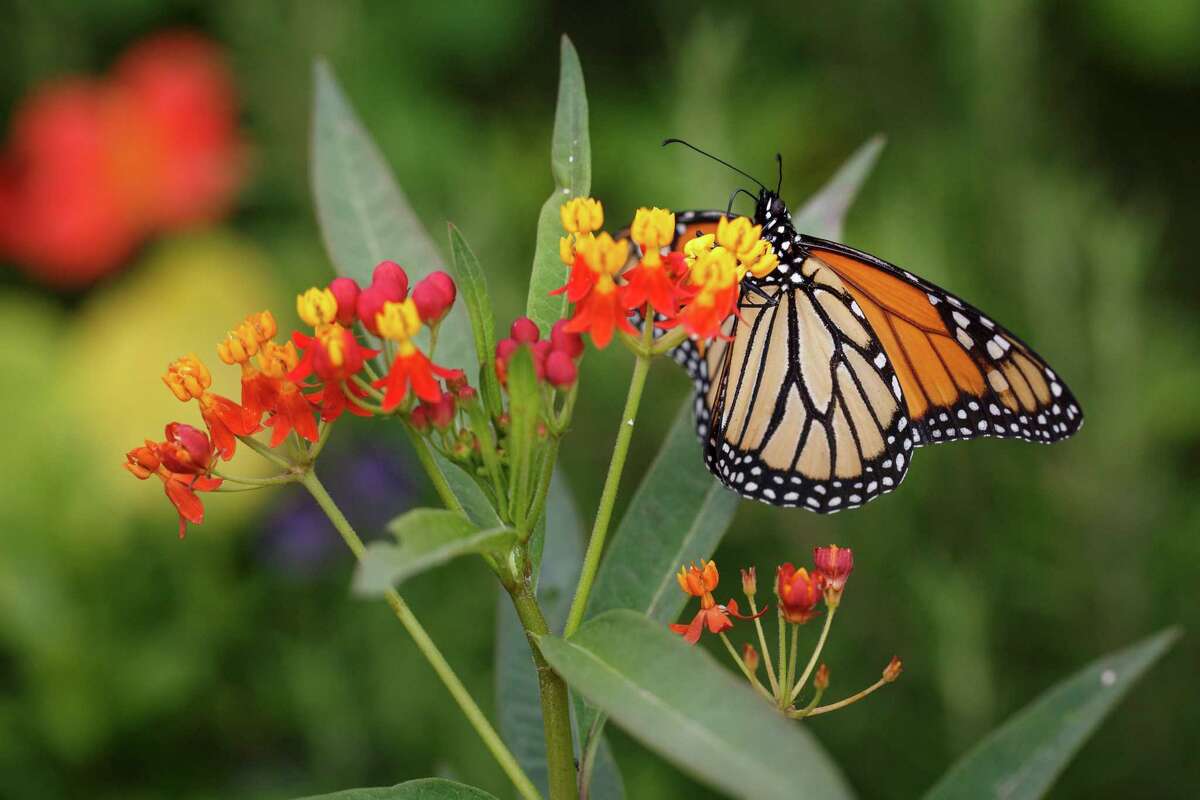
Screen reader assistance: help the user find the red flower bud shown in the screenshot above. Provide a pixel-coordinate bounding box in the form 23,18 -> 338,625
510,316 -> 540,344
412,271 -> 456,324
883,656 -> 903,683
545,350 -> 578,388
814,663 -> 830,691
372,260 -> 408,301
742,643 -> 760,675
408,404 -> 430,432
550,319 -> 584,359
327,277 -> 361,325
444,369 -> 468,392
159,422 -> 214,475
532,339 -> 552,380
740,566 -> 757,597
456,385 -> 477,402
495,337 -> 519,383
427,393 -> 456,430
813,544 -> 854,607
356,285 -> 389,336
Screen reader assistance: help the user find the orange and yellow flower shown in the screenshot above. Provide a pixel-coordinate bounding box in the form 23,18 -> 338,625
621,207 -> 685,318
562,232 -> 635,348
669,560 -> 763,644
677,246 -> 739,340
374,298 -> 457,410
776,563 -> 824,624
163,353 -> 259,459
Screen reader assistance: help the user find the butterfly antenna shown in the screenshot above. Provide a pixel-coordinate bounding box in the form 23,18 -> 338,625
775,153 -> 784,195
663,138 -> 766,190
726,187 -> 759,217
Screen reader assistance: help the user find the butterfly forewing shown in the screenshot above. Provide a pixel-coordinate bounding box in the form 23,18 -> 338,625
803,237 -> 1084,446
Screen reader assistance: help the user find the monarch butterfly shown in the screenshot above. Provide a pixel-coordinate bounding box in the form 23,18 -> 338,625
657,141 -> 1083,513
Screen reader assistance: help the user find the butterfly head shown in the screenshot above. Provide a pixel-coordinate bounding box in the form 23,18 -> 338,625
754,188 -> 790,229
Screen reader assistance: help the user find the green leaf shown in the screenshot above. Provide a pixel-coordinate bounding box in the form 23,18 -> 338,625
297,777 -> 499,799
925,627 -> 1179,800
791,135 -> 886,241
446,224 -> 503,415
310,60 -> 474,371
585,398 -> 739,624
495,471 -> 626,798
355,509 -> 514,595
431,449 -> 502,528
525,36 -> 591,334
539,610 -> 853,800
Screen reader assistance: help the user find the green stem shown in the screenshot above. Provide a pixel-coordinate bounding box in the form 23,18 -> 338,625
523,436 -> 560,541
749,598 -> 779,697
785,623 -> 800,705
563,338 -> 653,637
301,471 -> 540,800
308,420 -> 335,463
776,605 -> 788,708
405,427 -> 468,516
237,434 -> 292,469
508,579 -> 579,800
210,469 -> 297,487
719,633 -> 773,701
804,677 -> 889,717
789,606 -> 836,704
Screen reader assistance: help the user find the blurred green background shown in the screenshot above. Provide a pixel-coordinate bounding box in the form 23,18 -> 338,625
1,1 -> 1198,797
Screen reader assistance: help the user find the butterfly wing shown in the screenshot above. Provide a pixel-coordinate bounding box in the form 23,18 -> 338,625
702,280 -> 915,512
801,236 -> 1084,446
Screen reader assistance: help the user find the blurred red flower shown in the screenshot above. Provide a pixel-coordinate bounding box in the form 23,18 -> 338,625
0,30 -> 245,289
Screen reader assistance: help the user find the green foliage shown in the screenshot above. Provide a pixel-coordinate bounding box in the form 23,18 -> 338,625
925,628 -> 1180,800
791,136 -> 886,241
446,224 -> 503,416
310,60 -> 473,370
539,611 -> 854,800
585,399 -> 739,624
525,36 -> 591,334
356,509 -> 515,594
299,777 -> 499,799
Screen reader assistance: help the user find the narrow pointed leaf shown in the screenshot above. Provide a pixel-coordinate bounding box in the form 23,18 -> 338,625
430,449 -> 502,529
525,36 -> 591,333
355,509 -> 514,594
446,224 -> 503,414
298,777 -> 499,799
310,60 -> 473,371
791,135 -> 886,241
925,627 -> 1180,800
585,398 -> 739,624
539,610 -> 853,800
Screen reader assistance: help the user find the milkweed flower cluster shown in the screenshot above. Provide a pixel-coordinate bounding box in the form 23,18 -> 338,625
554,197 -> 780,348
669,545 -> 901,718
125,258 -> 461,536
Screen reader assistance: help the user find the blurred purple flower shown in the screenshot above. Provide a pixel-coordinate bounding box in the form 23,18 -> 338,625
260,441 -> 415,576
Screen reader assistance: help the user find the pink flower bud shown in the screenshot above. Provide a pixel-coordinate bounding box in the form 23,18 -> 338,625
545,350 -> 577,388
550,319 -> 584,359
495,338 -> 519,384
427,393 -> 456,430
532,339 -> 552,380
408,404 -> 430,432
510,316 -> 540,344
412,271 -> 456,324
356,285 -> 388,335
328,277 -> 361,325
372,260 -> 408,301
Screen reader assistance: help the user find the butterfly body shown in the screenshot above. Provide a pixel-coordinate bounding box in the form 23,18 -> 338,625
664,189 -> 1083,513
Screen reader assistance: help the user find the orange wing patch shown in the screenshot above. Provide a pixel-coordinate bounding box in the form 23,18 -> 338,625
810,248 -> 989,422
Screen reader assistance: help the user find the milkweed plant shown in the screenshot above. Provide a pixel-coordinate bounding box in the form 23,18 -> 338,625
124,37 -> 1177,800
